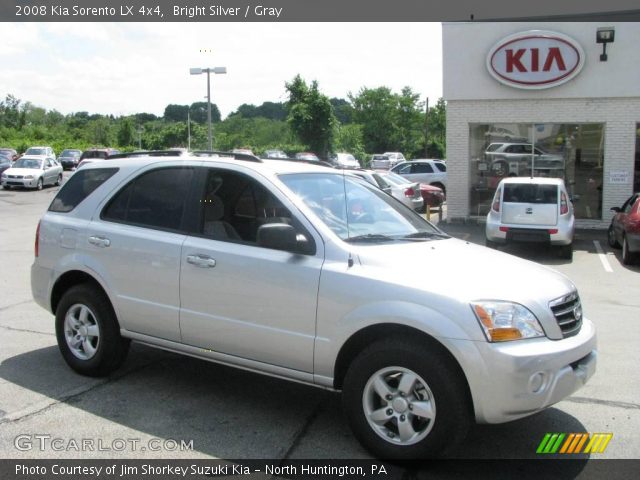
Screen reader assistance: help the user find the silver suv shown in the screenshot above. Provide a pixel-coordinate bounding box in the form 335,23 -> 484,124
31,152 -> 596,459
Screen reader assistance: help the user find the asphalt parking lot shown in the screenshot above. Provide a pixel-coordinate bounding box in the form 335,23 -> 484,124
0,173 -> 638,466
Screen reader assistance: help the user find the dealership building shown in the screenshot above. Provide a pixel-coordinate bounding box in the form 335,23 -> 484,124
443,22 -> 640,228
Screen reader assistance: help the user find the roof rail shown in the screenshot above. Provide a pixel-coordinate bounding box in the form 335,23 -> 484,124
191,150 -> 263,163
107,150 -> 187,159
262,157 -> 334,168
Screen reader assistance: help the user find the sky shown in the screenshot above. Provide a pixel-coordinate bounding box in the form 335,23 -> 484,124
1,22 -> 442,119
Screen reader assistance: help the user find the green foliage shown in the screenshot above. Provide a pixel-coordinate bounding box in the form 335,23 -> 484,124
189,102 -> 221,124
116,117 -> 136,148
334,123 -> 365,160
285,75 -> 337,158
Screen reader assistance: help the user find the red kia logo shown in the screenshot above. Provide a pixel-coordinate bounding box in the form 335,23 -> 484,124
487,31 -> 585,89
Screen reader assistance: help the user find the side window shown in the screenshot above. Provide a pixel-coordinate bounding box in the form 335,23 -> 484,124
49,168 -> 118,213
396,164 -> 411,175
102,167 -> 194,232
198,169 -> 294,244
623,195 -> 638,214
434,162 -> 446,172
413,163 -> 433,174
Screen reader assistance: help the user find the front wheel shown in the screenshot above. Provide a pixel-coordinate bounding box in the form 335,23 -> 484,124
342,337 -> 471,459
55,284 -> 130,376
608,225 -> 621,249
36,178 -> 43,190
622,235 -> 637,265
55,174 -> 63,186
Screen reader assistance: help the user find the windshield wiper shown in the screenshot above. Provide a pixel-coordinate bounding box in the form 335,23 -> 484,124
401,231 -> 449,240
345,234 -> 397,243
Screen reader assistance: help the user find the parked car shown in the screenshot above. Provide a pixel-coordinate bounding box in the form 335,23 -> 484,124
0,148 -> 19,162
58,149 -> 82,170
419,183 -> 446,209
295,152 -> 320,162
607,193 -> 640,265
1,155 -> 63,190
484,127 -> 528,143
330,153 -> 360,169
232,148 -> 255,156
263,149 -> 288,159
0,153 -> 13,175
350,169 -> 423,211
484,143 -> 565,176
32,153 -> 596,459
371,152 -> 406,170
486,177 -> 575,259
24,146 -> 56,160
391,159 -> 447,193
76,148 -> 120,169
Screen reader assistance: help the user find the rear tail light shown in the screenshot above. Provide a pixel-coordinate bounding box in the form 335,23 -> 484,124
35,221 -> 41,258
560,192 -> 569,215
549,229 -> 558,234
499,226 -> 509,232
492,189 -> 501,212
404,187 -> 415,198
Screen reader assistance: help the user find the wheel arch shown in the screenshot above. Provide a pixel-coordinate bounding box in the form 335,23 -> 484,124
51,270 -> 111,316
333,324 -> 473,411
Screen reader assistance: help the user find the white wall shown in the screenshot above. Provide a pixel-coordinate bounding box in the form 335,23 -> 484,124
443,22 -> 640,101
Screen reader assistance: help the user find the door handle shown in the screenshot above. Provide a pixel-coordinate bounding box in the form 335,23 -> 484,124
186,254 -> 216,268
88,236 -> 111,248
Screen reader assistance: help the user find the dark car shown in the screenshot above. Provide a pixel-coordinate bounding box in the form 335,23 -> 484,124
608,193 -> 640,265
0,153 -> 13,175
0,148 -> 19,162
77,148 -> 120,169
58,149 -> 82,170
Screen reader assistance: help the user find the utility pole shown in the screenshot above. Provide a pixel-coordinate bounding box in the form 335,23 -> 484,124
424,97 -> 430,157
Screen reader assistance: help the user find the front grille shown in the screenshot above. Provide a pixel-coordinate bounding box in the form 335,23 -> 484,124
8,175 -> 23,179
549,292 -> 582,338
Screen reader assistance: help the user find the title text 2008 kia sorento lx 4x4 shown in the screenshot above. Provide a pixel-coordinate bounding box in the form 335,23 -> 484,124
31,152 -> 596,459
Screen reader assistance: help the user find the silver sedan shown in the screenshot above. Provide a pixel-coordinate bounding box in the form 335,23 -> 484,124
1,155 -> 63,190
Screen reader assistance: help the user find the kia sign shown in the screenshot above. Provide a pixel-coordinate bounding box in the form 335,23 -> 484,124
487,31 -> 585,89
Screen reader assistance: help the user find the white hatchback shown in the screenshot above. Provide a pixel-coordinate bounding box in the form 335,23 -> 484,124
485,177 -> 575,259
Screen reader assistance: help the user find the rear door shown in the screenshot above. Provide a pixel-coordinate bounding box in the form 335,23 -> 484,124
501,183 -> 559,226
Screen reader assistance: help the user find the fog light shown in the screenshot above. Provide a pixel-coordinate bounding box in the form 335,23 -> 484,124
529,372 -> 546,393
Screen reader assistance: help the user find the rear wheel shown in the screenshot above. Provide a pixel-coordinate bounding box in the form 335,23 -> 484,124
559,244 -> 573,260
55,284 -> 130,376
2,185 -> 9,190
607,225 -> 621,248
342,337 -> 471,459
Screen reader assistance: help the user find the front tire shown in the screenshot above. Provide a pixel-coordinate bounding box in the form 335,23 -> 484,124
36,178 -> 43,190
55,284 -> 130,377
622,235 -> 637,265
608,225 -> 621,248
55,174 -> 63,186
342,337 -> 471,459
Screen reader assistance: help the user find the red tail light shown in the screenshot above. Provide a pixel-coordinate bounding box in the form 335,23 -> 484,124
492,189 -> 501,212
404,187 -> 415,198
560,192 -> 569,215
35,221 -> 41,257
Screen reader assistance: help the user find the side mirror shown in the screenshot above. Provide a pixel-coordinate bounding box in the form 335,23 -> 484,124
610,207 -> 622,213
257,223 -> 299,252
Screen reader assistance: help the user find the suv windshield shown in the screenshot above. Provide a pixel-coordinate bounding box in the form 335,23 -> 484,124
280,173 -> 446,242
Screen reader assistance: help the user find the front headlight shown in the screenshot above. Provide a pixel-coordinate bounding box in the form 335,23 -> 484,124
471,301 -> 545,342
24,175 -> 34,179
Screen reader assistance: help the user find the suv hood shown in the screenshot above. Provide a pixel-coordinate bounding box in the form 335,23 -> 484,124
353,237 -> 575,305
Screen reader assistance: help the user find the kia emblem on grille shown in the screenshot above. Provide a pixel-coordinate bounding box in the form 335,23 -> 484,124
526,207 -> 533,214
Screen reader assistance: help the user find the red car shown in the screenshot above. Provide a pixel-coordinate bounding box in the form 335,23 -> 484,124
608,193 -> 640,265
419,183 -> 446,209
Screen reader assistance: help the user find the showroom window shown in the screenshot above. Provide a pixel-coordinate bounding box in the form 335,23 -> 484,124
469,123 -> 604,220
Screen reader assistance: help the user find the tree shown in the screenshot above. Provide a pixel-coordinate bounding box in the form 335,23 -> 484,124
285,75 -> 336,158
164,104 -> 189,122
117,117 -> 136,147
424,98 -> 446,158
330,98 -> 354,124
189,102 -> 221,124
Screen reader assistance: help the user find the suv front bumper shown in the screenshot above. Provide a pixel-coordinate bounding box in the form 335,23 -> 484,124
448,318 -> 596,424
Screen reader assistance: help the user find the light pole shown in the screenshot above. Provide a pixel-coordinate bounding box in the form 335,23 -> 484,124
137,126 -> 143,150
189,66 -> 226,151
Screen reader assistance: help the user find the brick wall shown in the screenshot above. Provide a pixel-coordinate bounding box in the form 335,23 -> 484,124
446,98 -> 640,228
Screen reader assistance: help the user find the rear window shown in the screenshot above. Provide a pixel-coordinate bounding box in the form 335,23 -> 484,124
81,150 -> 109,160
503,184 -> 558,204
49,168 -> 118,213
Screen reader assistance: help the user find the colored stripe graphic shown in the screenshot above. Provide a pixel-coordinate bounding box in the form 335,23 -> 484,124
537,433 -> 613,454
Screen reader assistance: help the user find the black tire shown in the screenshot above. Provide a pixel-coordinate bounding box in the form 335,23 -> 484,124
55,283 -> 130,377
55,174 -> 63,186
622,235 -> 637,265
559,244 -> 573,260
36,178 -> 43,190
342,337 -> 471,459
485,238 -> 499,249
2,185 -> 9,190
607,225 -> 620,249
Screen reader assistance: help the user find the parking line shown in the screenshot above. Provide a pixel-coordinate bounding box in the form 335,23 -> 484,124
593,240 -> 613,273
